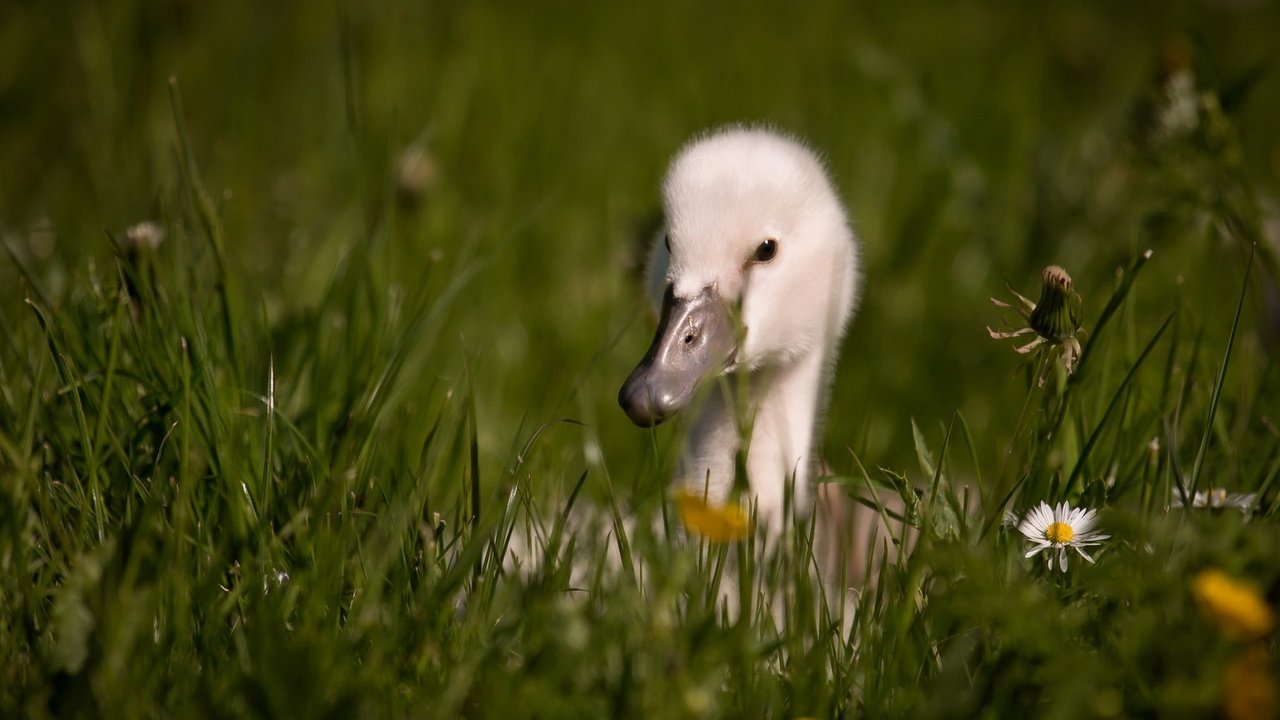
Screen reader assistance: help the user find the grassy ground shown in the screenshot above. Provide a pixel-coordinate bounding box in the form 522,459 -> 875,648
3,1 -> 1280,717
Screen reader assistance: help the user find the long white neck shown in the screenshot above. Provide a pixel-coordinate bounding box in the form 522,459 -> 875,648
678,347 -> 829,527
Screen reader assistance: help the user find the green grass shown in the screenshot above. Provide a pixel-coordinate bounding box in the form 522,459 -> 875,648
3,1 -> 1280,717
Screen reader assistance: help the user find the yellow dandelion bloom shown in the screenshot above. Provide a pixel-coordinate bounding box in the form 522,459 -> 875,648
1192,569 -> 1275,640
674,488 -> 748,543
1223,646 -> 1277,720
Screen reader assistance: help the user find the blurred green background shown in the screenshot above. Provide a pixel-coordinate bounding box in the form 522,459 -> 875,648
4,0 -> 1279,503
6,2 -> 1280,716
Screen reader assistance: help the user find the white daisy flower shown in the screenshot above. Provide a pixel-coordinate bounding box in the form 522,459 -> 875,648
1170,487 -> 1256,513
1016,501 -> 1109,572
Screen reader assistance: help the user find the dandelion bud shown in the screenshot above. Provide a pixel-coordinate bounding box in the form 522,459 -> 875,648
988,264 -> 1086,383
1028,266 -> 1081,343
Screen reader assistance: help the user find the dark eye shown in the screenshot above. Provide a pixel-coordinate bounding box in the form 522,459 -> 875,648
754,238 -> 778,263
664,234 -> 672,253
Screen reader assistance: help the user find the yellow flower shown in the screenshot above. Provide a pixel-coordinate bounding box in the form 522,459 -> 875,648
1223,646 -> 1277,720
674,488 -> 748,543
1192,569 -> 1275,640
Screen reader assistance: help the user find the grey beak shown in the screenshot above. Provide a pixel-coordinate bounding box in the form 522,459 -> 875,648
619,286 -> 737,427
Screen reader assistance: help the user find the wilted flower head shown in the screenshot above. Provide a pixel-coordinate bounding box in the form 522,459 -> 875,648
988,265 -> 1084,386
1192,568 -> 1275,641
396,143 -> 439,209
1171,487 -> 1257,514
674,488 -> 748,543
124,221 -> 166,252
1014,500 -> 1109,572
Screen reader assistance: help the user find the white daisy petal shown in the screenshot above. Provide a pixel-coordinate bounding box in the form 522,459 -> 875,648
1171,487 -> 1256,514
1018,503 -> 1053,539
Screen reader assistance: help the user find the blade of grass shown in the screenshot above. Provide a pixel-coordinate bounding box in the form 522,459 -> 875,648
167,78 -> 243,382
1064,313 -> 1173,494
1188,244 -> 1254,498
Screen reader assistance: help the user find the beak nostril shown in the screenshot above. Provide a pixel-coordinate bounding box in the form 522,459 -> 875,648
621,286 -> 734,427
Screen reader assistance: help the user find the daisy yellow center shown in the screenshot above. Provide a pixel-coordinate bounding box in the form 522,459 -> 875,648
1044,521 -> 1074,544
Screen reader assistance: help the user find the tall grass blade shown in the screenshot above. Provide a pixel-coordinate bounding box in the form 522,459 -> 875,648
1188,245 -> 1254,498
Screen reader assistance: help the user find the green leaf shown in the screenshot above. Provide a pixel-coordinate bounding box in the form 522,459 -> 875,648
927,496 -> 961,541
911,418 -> 936,480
